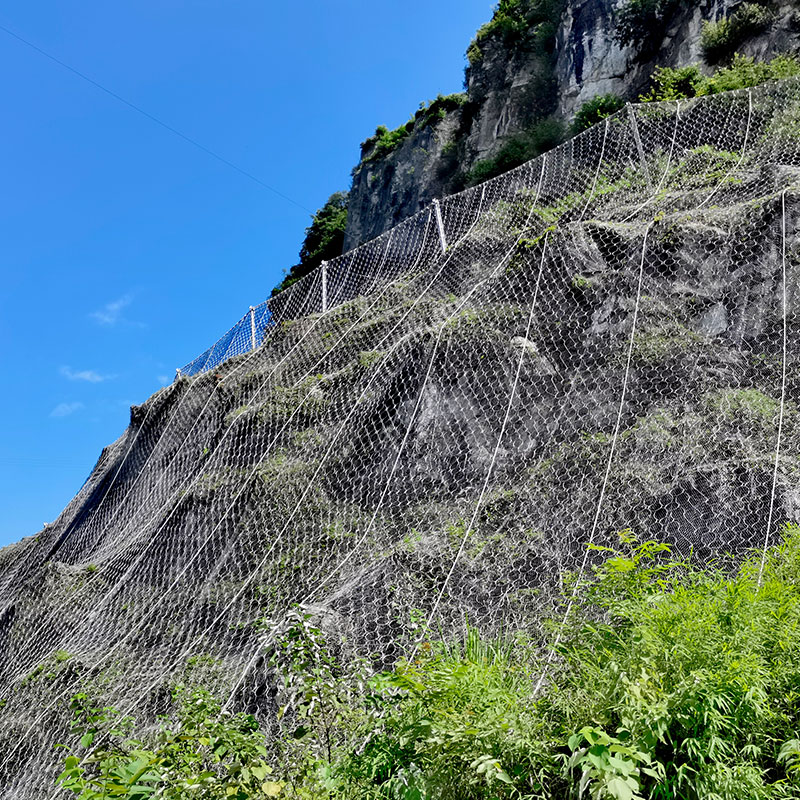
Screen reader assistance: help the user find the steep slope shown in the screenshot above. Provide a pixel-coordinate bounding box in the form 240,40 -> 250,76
345,0 -> 800,250
2,80 -> 800,795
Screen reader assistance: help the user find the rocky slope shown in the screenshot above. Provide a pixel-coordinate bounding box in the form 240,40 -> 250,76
345,0 -> 800,250
1,80 -> 800,794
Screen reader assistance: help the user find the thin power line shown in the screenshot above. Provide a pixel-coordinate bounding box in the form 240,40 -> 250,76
0,22 -> 314,215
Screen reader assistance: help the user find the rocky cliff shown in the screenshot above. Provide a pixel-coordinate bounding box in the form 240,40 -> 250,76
345,0 -> 800,250
1,80 -> 800,795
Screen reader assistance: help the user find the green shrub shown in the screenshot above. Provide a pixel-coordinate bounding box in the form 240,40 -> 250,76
641,53 -> 800,101
360,119 -> 416,163
571,93 -> 626,133
700,3 -> 774,65
615,0 -> 687,51
331,526 -> 800,798
55,525 -> 800,798
466,0 -> 565,65
271,191 -> 348,296
415,93 -> 468,130
57,687 -> 284,799
467,119 -> 564,186
640,64 -> 705,101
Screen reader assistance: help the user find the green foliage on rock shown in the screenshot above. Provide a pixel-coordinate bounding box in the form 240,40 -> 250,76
571,93 -> 626,134
700,3 -> 774,65
360,121 -> 416,163
271,192 -> 348,297
615,0 -> 687,51
641,53 -> 800,101
58,525 -> 800,798
356,94 -> 468,169
466,0 -> 564,65
57,687 -> 283,799
415,93 -> 468,130
467,119 -> 564,186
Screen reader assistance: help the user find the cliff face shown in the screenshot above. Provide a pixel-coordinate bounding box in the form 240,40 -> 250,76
2,80 -> 800,793
345,0 -> 800,251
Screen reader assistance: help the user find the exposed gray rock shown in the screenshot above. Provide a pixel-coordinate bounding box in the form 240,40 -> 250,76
345,0 -> 800,252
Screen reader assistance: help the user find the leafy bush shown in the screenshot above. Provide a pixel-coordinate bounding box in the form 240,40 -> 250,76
57,687 -> 283,799
641,53 -> 800,101
359,116 -> 423,164
57,525 -> 800,798
466,0 -> 564,65
328,526 -> 800,798
467,119 -> 564,186
414,93 -> 468,130
700,3 -> 774,65
571,94 -> 626,133
615,0 -> 687,52
271,192 -> 348,296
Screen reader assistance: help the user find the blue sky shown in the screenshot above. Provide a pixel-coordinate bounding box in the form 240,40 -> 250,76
0,1 -> 493,548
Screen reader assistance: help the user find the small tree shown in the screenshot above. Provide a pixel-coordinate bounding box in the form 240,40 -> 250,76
571,94 -> 625,134
271,192 -> 348,296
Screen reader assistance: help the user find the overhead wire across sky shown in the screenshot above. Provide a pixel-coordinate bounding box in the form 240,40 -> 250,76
0,21 -> 314,215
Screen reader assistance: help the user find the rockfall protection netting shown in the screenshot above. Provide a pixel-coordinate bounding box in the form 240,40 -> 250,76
2,78 -> 800,796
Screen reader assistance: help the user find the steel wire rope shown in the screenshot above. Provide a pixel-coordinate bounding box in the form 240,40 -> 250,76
620,101 -> 681,223
146,175 -> 532,715
578,119 -> 611,222
39,213 -> 422,573
91,184 -> 503,717
0,289 -> 341,687
294,172 -> 545,604
412,228 -> 551,656
532,219 -> 652,697
12,87 -> 780,788
221,163 -> 555,706
217,185 -> 507,707
757,188 -> 789,587
0,220 -> 433,705
69,181 -> 494,728
0,22 -> 313,215
696,89 -> 753,210
32,186 -> 505,790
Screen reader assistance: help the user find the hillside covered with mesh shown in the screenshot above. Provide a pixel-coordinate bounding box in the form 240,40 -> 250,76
1,79 -> 800,796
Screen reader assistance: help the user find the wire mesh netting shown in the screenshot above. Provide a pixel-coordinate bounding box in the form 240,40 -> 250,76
1,79 -> 800,796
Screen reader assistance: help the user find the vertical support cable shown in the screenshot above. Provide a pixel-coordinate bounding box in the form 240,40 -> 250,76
758,189 -> 789,588
249,306 -> 256,351
321,260 -> 328,313
433,198 -> 447,253
627,103 -> 653,193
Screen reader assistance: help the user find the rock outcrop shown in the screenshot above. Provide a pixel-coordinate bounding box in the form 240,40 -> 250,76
1,80 -> 800,795
345,0 -> 800,251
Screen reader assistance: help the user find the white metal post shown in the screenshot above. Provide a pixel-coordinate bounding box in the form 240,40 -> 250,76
321,260 -> 328,313
626,103 -> 653,193
433,198 -> 447,253
249,306 -> 256,351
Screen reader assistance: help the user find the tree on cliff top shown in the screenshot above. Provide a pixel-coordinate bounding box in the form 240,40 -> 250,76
271,192 -> 349,296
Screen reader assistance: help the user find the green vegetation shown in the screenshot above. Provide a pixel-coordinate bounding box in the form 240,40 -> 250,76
641,53 -> 800,101
57,687 -> 282,798
58,526 -> 800,798
615,0 -> 687,51
466,0 -> 564,65
271,192 -> 348,296
571,94 -> 626,134
467,119 -> 563,186
414,93 -> 468,130
357,94 -> 467,167
700,3 -> 774,65
360,122 -> 416,163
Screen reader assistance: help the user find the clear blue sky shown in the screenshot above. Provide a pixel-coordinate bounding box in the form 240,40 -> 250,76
0,1 -> 493,548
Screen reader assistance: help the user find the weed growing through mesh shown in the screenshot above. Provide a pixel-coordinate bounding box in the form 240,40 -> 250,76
58,524 -> 800,799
